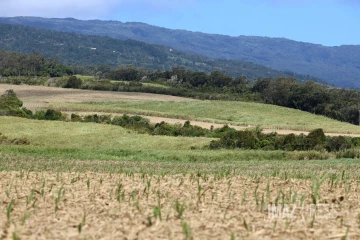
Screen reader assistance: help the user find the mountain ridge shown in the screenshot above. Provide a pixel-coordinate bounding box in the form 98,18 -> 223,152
0,22 -> 321,83
1,16 -> 358,88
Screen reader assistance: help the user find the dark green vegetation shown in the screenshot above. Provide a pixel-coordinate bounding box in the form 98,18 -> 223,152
0,50 -> 73,77
210,127 -> 359,155
0,89 -> 65,120
0,23 -> 320,82
0,89 -> 28,117
253,78 -> 360,125
1,17 -> 359,88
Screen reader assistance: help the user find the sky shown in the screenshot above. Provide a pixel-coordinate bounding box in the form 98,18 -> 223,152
0,0 -> 359,46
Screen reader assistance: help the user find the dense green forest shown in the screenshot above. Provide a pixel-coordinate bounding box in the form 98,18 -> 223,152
1,16 -> 359,88
0,23 -> 322,83
0,51 -> 73,77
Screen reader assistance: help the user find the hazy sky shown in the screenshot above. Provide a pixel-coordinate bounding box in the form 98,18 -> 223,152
0,0 -> 359,46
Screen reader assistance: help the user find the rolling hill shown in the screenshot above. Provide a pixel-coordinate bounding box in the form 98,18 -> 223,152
0,16 -> 359,88
0,23 -> 320,82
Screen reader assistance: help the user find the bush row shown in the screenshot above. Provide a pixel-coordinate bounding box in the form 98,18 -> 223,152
209,128 -> 360,153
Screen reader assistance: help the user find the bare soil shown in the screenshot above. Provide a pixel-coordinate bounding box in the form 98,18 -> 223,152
1,172 -> 359,239
0,84 -> 196,110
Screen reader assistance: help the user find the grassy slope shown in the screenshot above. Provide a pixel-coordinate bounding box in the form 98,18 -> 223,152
0,116 -> 283,162
1,117 -> 360,178
52,100 -> 360,134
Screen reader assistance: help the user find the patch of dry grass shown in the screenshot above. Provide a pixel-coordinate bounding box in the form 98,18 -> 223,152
0,84 -> 195,111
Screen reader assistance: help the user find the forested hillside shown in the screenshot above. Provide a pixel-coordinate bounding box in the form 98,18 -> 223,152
1,17 -> 359,88
0,23 -> 319,83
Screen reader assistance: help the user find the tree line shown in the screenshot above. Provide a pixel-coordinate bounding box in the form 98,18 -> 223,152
0,50 -> 73,77
252,78 -> 360,125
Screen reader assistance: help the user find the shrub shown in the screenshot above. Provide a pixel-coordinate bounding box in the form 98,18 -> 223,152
0,89 -> 27,117
235,130 -> 259,149
64,76 -> 82,89
213,125 -> 238,138
44,109 -> 64,121
282,133 -> 297,151
21,107 -> 33,117
32,110 -> 46,120
0,90 -> 22,108
71,113 -> 82,122
209,139 -> 236,149
306,128 -> 326,150
325,136 -> 352,152
153,121 -> 181,136
83,114 -> 110,124
336,149 -> 360,159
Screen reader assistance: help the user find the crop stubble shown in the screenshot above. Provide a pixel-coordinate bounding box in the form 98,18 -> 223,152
1,172 -> 359,239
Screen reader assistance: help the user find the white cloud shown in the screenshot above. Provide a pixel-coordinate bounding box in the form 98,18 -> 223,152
0,0 -> 194,19
0,0 -> 122,19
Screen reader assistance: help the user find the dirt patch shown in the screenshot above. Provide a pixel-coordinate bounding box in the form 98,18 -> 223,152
0,171 -> 359,239
0,84 -> 196,111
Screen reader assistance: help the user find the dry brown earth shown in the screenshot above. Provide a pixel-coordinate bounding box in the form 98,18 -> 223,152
0,172 -> 359,240
0,84 -> 196,110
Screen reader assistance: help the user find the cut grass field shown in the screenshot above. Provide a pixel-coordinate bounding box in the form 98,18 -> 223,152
110,80 -> 171,89
0,84 -> 195,111
53,100 -> 360,134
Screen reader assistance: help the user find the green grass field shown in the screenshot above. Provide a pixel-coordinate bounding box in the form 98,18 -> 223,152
1,117 -> 360,178
110,80 -> 170,89
75,75 -> 170,89
75,75 -> 94,81
51,100 -> 360,134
